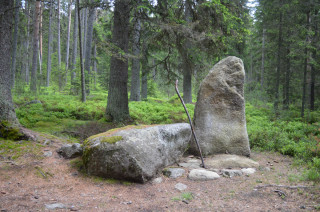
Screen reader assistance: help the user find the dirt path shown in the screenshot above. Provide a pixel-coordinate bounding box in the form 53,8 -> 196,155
0,137 -> 319,212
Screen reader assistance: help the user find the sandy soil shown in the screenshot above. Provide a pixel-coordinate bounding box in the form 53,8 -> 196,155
0,136 -> 319,212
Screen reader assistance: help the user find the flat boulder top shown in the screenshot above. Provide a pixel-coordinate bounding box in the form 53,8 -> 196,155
205,154 -> 259,169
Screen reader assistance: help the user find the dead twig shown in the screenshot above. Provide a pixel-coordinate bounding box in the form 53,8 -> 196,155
175,80 -> 206,168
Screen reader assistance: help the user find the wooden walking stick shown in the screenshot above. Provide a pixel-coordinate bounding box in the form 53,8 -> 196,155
175,80 -> 206,168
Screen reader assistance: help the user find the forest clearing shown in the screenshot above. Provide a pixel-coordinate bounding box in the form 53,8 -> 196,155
0,0 -> 320,211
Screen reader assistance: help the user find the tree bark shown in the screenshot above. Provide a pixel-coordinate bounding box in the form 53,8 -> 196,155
0,0 -> 19,126
130,10 -> 141,101
77,0 -> 86,102
301,10 -> 311,118
46,0 -> 53,87
106,0 -> 131,122
65,0 -> 73,85
274,4 -> 283,114
30,0 -> 41,94
283,47 -> 290,110
261,28 -> 266,92
11,0 -> 20,88
57,0 -> 62,90
71,2 -> 78,82
84,1 -> 96,94
93,43 -> 97,89
25,0 -> 30,84
38,1 -> 43,77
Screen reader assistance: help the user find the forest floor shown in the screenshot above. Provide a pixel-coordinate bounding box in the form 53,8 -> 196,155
0,131 -> 319,212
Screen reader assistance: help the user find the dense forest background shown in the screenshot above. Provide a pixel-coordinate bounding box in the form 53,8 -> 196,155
0,0 -> 320,181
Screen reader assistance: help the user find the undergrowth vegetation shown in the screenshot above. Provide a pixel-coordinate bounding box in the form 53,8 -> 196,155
9,91 -> 320,182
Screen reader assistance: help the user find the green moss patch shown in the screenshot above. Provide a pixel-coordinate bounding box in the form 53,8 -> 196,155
101,136 -> 123,144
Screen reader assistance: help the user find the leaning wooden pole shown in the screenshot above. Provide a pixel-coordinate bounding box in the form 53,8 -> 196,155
175,80 -> 206,168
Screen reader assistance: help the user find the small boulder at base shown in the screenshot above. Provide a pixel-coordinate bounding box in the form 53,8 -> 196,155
83,124 -> 191,183
190,56 -> 250,156
163,168 -> 185,178
188,169 -> 220,181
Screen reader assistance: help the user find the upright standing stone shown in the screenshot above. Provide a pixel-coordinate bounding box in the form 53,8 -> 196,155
190,56 -> 250,156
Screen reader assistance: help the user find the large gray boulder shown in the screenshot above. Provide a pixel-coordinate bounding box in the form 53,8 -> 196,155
190,56 -> 250,156
83,124 -> 191,183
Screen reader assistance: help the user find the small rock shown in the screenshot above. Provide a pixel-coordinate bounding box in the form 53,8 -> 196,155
163,168 -> 185,178
241,168 -> 256,175
300,205 -> 306,209
57,143 -> 83,159
221,169 -> 243,178
43,151 -> 53,157
69,205 -> 79,211
152,177 -> 163,184
178,162 -> 201,169
45,203 -> 66,210
71,172 -> 78,176
182,200 -> 189,204
175,183 -> 188,191
188,169 -> 220,181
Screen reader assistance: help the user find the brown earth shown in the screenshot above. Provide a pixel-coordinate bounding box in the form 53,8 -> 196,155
0,134 -> 319,212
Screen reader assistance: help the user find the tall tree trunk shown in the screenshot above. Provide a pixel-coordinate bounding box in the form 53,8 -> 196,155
0,0 -> 19,126
261,28 -> 266,93
274,5 -> 283,114
182,0 -> 193,103
77,0 -> 86,102
82,7 -> 88,58
65,0 -> 73,85
11,0 -> 20,88
38,2 -> 43,78
25,0 -> 30,84
130,11 -> 141,101
71,2 -> 78,82
93,43 -> 97,89
46,0 -> 53,87
57,0 -> 62,90
310,9 -> 317,111
283,47 -> 290,110
30,0 -> 41,94
301,10 -> 311,118
106,0 -> 131,122
84,2 -> 96,94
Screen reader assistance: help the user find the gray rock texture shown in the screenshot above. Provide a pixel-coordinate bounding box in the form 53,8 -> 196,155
57,143 -> 83,159
188,169 -> 220,181
190,56 -> 250,156
45,203 -> 66,210
83,124 -> 191,183
205,154 -> 259,169
163,168 -> 185,178
175,183 -> 188,191
221,169 -> 243,178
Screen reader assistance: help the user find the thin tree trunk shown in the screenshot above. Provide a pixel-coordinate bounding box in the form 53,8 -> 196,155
46,0 -> 53,87
39,2 -> 43,77
30,0 -> 41,94
84,2 -> 96,94
283,47 -> 290,110
65,0 -> 73,85
130,11 -> 141,101
0,0 -> 19,126
106,0 -> 131,122
25,0 -> 30,84
71,2 -> 78,82
274,5 -> 283,114
301,10 -> 311,118
82,7 -> 88,58
261,28 -> 265,92
11,0 -> 20,88
93,44 -> 97,89
57,0 -> 62,90
77,0 -> 86,102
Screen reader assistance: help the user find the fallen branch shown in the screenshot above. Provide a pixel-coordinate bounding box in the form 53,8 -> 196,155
175,80 -> 206,168
255,184 -> 312,189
